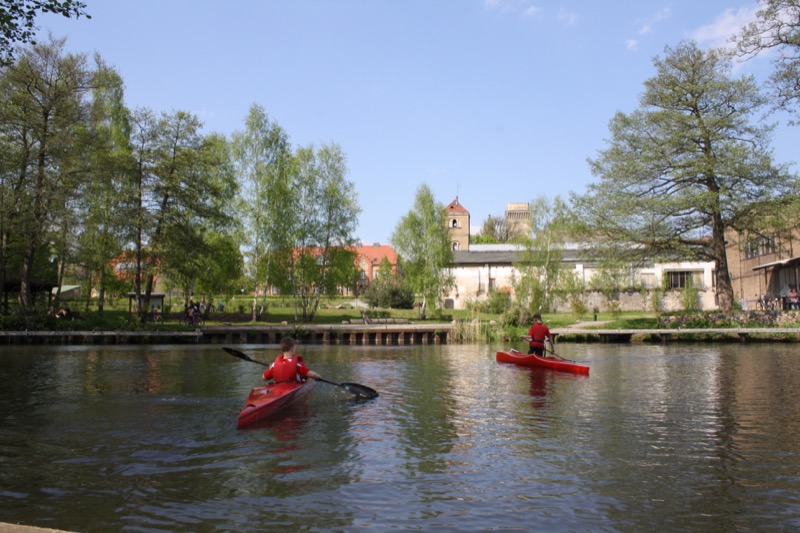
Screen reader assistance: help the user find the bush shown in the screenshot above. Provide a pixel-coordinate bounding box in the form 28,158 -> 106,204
681,284 -> 699,312
485,290 -> 511,315
502,305 -> 531,328
362,282 -> 415,309
569,296 -> 587,320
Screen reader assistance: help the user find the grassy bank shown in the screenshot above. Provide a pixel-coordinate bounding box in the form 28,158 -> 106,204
5,295 -> 798,343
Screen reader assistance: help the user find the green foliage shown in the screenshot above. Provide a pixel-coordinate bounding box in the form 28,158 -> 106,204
450,318 -> 503,343
0,0 -> 90,66
231,115 -> 361,322
681,279 -> 700,312
475,215 -> 509,243
485,290 -> 511,315
569,296 -> 588,320
734,0 -> 800,123
362,279 -> 415,309
391,184 -> 454,310
512,196 -> 579,314
502,304 -> 531,328
572,40 -> 794,312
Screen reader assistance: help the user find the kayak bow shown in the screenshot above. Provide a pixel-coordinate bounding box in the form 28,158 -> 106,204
496,349 -> 589,375
236,380 -> 316,429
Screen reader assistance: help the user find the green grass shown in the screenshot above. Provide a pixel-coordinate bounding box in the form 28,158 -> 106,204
3,296 -> 761,335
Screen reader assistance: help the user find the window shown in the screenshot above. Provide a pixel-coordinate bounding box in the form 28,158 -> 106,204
451,219 -> 459,228
744,235 -> 776,259
666,271 -> 702,290
452,241 -> 459,251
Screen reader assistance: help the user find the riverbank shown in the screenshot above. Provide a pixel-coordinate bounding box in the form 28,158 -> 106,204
3,323 -> 800,345
0,323 -> 453,345
0,523 -> 72,533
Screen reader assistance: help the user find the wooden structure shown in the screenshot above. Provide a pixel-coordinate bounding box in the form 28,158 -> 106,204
126,292 -> 166,314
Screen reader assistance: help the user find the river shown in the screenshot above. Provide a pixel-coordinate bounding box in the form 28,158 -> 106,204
1,342 -> 798,532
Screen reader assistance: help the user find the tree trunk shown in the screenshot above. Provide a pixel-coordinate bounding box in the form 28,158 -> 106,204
712,214 -> 735,313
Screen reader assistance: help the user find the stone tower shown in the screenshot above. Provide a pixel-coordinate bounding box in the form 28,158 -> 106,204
505,202 -> 532,240
445,197 -> 470,251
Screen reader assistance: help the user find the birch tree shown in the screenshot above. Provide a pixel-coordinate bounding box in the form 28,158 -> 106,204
391,184 -> 454,316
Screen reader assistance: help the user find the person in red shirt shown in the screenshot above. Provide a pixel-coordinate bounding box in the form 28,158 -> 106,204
524,313 -> 554,357
262,336 -> 322,383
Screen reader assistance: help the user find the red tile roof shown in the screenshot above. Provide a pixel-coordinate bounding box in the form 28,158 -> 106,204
446,197 -> 468,213
356,244 -> 398,265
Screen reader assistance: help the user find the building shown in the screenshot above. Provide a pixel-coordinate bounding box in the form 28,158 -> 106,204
726,227 -> 800,310
354,243 -> 399,295
443,199 -> 717,312
504,202 -> 531,239
445,197 -> 470,251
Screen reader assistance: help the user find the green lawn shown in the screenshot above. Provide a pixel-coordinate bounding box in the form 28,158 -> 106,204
0,294 -> 687,334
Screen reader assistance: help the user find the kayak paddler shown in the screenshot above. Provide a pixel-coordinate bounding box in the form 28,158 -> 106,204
262,336 -> 322,383
522,313 -> 555,357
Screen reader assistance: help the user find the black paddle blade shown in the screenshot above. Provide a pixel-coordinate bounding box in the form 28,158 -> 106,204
317,378 -> 379,399
340,382 -> 379,400
223,346 -> 269,366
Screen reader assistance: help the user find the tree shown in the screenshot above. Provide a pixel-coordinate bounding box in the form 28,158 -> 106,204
74,59 -> 134,317
512,196 -> 579,314
270,143 -> 360,321
127,108 -> 233,320
571,40 -> 795,313
361,257 -> 415,309
230,103 -> 292,320
0,36 -> 94,312
391,184 -> 454,316
0,0 -> 90,66
472,215 -> 509,244
734,0 -> 800,123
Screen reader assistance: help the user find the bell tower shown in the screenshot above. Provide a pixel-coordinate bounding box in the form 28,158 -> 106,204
445,197 -> 470,251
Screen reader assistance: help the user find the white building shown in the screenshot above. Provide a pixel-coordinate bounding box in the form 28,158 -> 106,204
442,200 -> 717,312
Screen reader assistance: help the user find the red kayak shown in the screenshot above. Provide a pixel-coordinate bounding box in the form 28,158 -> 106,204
496,349 -> 589,375
237,380 -> 316,429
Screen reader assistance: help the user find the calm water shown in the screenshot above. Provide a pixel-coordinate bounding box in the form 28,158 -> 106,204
1,342 -> 799,532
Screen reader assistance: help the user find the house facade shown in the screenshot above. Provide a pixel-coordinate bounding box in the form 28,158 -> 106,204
442,199 -> 718,312
353,243 -> 399,296
726,227 -> 800,310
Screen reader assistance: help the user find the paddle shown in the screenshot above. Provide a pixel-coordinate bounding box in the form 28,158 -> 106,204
544,348 -> 576,362
519,335 -> 575,362
223,347 -> 379,399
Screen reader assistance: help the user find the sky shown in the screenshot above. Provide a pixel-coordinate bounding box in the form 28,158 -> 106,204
36,0 -> 798,246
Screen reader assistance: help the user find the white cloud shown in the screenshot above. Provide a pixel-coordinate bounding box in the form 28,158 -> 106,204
483,0 -> 543,20
640,8 -> 671,34
626,8 -> 671,51
484,0 -> 531,14
522,6 -> 541,18
692,7 -> 758,50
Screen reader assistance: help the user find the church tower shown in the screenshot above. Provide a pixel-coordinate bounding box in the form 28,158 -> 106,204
445,197 -> 470,251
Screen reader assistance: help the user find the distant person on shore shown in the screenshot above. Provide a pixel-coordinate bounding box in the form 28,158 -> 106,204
262,336 -> 322,383
522,313 -> 554,357
789,287 -> 799,310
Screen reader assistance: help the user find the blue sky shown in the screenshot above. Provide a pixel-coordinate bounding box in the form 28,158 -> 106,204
37,1 -> 797,245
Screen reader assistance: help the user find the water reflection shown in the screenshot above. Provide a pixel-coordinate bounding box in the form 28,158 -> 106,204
0,343 -> 799,531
